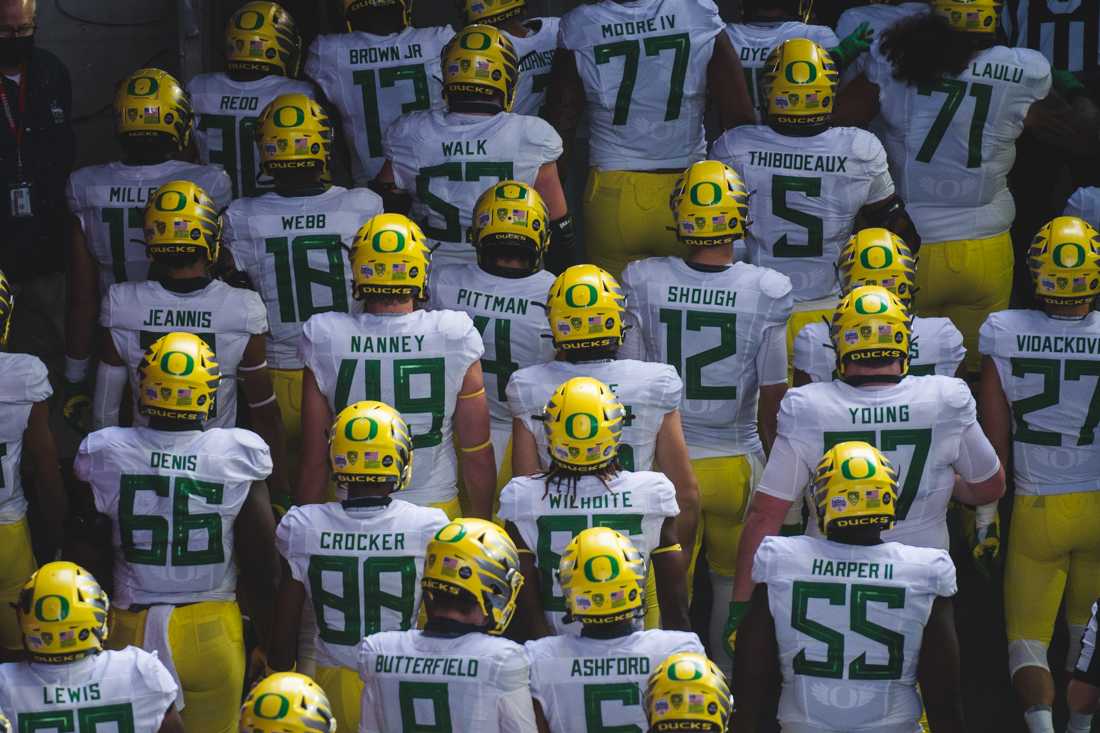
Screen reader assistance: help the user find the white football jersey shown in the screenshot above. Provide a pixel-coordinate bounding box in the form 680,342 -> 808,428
794,316 -> 966,383
526,630 -> 704,733
0,354 -> 50,523
74,426 -> 271,608
865,44 -> 1051,242
66,161 -> 232,292
224,186 -> 382,369
1065,186 -> 1100,229
724,21 -> 839,122
188,73 -> 315,199
101,279 -> 268,429
506,359 -> 682,472
276,499 -> 448,670
710,125 -> 894,301
559,0 -> 725,171
835,3 -> 929,78
754,535 -> 956,733
509,18 -> 560,116
359,630 -> 534,733
384,110 -> 562,264
301,309 -> 483,506
0,648 -> 178,733
305,26 -> 453,185
498,471 -> 679,634
980,309 -> 1100,495
622,257 -> 793,459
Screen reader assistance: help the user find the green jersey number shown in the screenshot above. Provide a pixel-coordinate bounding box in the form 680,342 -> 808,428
823,428 -> 931,521
535,514 -> 643,611
915,79 -> 993,168
791,580 -> 906,680
399,681 -> 452,733
118,474 -> 225,567
308,555 -> 417,644
197,113 -> 261,198
473,315 -> 517,403
771,175 -> 824,258
353,65 -> 431,159
100,207 -> 145,284
264,235 -> 350,323
584,682 -> 643,733
335,357 -> 445,449
658,308 -> 738,400
1009,357 -> 1100,446
594,33 -> 690,125
19,704 -> 136,733
415,162 -> 514,243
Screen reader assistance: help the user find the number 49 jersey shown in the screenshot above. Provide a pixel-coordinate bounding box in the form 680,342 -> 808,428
754,535 -> 956,733
74,426 -> 272,609
980,309 -> 1100,495
0,353 -> 50,523
224,185 -> 383,370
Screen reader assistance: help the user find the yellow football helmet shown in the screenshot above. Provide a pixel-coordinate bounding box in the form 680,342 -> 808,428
670,160 -> 751,246
256,93 -> 331,176
471,180 -> 549,275
115,68 -> 193,151
559,527 -> 645,625
932,0 -> 999,33
351,213 -> 432,300
645,652 -> 733,733
813,441 -> 899,534
144,180 -> 221,262
763,38 -> 838,124
137,332 -> 220,422
830,285 -> 912,377
225,1 -> 302,77
0,268 -> 13,351
240,672 -> 336,733
344,0 -> 413,30
442,25 -> 519,112
330,400 -> 413,490
422,518 -> 524,635
461,0 -> 525,25
17,561 -> 109,663
542,376 -> 624,473
0,710 -> 9,733
546,264 -> 626,350
837,228 -> 917,305
1028,216 -> 1100,306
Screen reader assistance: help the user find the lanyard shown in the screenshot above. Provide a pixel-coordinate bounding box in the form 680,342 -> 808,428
0,67 -> 28,176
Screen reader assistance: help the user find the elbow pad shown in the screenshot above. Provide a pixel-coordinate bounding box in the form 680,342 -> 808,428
368,179 -> 412,215
545,214 -> 577,275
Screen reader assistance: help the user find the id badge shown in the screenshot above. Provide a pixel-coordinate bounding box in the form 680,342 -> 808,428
9,181 -> 32,219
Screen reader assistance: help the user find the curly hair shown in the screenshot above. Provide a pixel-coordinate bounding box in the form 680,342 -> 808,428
880,12 -> 995,87
541,460 -> 620,501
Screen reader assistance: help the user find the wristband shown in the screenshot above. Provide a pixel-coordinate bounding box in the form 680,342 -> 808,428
457,387 -> 485,400
248,394 -> 277,408
65,356 -> 90,383
460,438 -> 492,454
975,502 -> 998,531
238,360 -> 269,373
651,543 -> 683,556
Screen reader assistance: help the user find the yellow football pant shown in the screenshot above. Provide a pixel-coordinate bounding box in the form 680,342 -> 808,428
0,518 -> 37,650
271,367 -> 303,484
110,600 -> 245,733
696,455 -> 755,578
913,231 -> 1012,374
316,666 -> 364,733
1005,492 -> 1100,645
583,169 -> 683,278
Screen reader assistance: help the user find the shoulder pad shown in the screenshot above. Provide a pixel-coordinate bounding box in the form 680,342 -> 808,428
757,266 -> 794,302
939,376 -> 975,412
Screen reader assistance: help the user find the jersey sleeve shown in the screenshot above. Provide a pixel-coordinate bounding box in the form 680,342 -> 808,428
65,170 -> 83,217
936,318 -> 966,376
448,311 -> 485,374
497,651 -> 538,733
493,643 -> 533,693
242,291 -> 270,335
274,507 -> 308,582
977,313 -> 1003,358
73,433 -> 97,483
303,36 -> 329,89
134,648 -> 180,716
524,640 -> 550,708
926,549 -> 958,598
99,285 -> 118,328
857,131 -> 894,203
758,323 -> 789,386
651,473 -> 681,519
708,131 -> 737,166
1065,187 -> 1099,224
1015,47 -> 1053,100
751,535 -> 781,585
497,479 -> 520,523
524,117 -> 564,165
227,429 -> 274,482
792,324 -> 818,378
382,116 -> 418,191
652,364 -> 683,414
21,355 -> 52,403
809,25 -> 840,48
299,314 -> 327,389
954,420 -> 1001,484
206,168 -> 233,212
755,393 -> 813,502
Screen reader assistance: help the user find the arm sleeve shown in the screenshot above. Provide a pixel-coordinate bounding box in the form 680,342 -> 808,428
757,324 -> 789,386
495,650 -> 537,733
954,421 -> 1001,484
1074,601 -> 1100,685
93,362 -> 129,429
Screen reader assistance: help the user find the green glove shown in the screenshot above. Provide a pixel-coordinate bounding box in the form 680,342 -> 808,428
62,379 -> 92,435
723,601 -> 750,662
830,21 -> 873,71
1052,68 -> 1087,98
971,503 -> 1001,580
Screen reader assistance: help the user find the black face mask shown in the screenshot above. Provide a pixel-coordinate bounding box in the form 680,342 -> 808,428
0,35 -> 34,68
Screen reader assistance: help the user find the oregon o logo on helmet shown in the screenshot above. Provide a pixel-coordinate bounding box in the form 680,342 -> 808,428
460,30 -> 493,51
1053,242 -> 1087,269
840,456 -> 876,480
344,416 -> 379,442
273,104 -> 305,128
127,75 -> 160,97
582,554 -> 621,583
785,60 -> 818,84
565,412 -> 598,440
564,283 -> 598,308
496,183 -> 527,201
155,189 -> 188,213
667,659 -> 705,682
689,181 -> 722,207
34,594 -> 70,623
371,228 -> 406,253
234,9 -> 266,30
854,293 -> 888,315
859,245 -> 894,270
252,693 -> 290,720
435,522 -> 467,543
160,350 -> 196,377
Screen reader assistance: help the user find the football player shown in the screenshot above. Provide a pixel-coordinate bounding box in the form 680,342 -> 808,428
0,270 -> 66,657
621,160 -> 791,672
545,0 -> 754,277
373,24 -> 570,269
979,216 -> 1100,733
526,527 -> 704,732
74,333 -> 279,733
0,562 -> 183,733
189,2 -> 314,199
499,376 -> 688,636
427,181 -> 555,490
297,214 -> 494,518
64,68 -> 231,433
270,401 -> 448,731
724,286 -> 1004,650
223,93 -> 382,491
1069,601 -> 1100,724
239,672 -> 336,733
734,442 -> 964,733
711,39 -> 916,361
304,0 -> 453,187
357,517 -> 535,732
1066,186 -> 1100,228
644,652 -> 732,733
793,227 -> 965,385
835,0 -> 929,85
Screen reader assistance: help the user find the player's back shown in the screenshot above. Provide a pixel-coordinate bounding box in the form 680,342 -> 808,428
508,17 -> 560,116
526,629 -> 704,732
359,629 -> 529,733
66,160 -> 232,290
506,357 -> 682,472
0,353 -> 50,523
305,26 -> 453,185
224,186 -> 381,370
74,425 -> 272,608
0,647 -> 178,732
188,72 -> 315,198
1065,186 -> 1100,228
276,499 -> 448,669
754,534 -> 956,733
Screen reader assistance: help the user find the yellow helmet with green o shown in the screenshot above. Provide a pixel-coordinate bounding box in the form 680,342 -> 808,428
1028,216 -> 1100,306
931,0 -> 1000,34
460,0 -> 525,25
558,526 -> 646,625
763,38 -> 838,125
442,25 -> 519,112
546,264 -> 627,351
813,441 -> 899,534
225,2 -> 302,77
143,180 -> 221,262
137,332 -> 221,423
17,561 -> 110,664
645,652 -> 733,733
541,376 -> 625,473
240,672 -> 336,733
114,68 -> 193,151
471,180 -> 550,276
829,285 -> 912,377
256,93 -> 331,177
837,228 -> 917,305
329,400 -> 413,490
351,213 -> 432,301
670,160 -> 751,246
